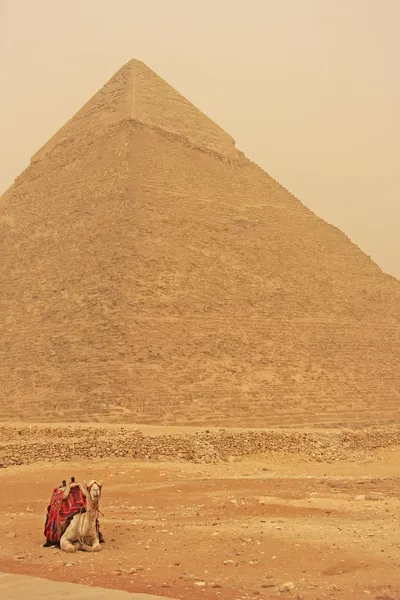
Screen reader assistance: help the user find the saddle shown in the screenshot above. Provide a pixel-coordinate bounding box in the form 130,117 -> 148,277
43,477 -> 104,547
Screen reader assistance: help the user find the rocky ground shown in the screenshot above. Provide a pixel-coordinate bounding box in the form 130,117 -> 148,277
1,423 -> 400,467
0,439 -> 399,600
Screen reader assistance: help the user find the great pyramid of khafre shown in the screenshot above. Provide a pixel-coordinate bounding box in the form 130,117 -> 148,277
1,59 -> 400,427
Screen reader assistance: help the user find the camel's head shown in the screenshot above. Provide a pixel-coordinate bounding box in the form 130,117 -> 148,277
84,480 -> 103,505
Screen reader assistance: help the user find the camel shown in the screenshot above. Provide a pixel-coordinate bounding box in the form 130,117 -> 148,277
60,480 -> 103,553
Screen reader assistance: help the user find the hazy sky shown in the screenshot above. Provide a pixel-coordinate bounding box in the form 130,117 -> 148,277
1,0 -> 399,279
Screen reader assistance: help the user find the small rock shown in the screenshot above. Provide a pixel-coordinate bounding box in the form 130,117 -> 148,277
328,481 -> 348,489
365,492 -> 384,501
5,532 -> 16,538
194,581 -> 206,587
279,582 -> 295,592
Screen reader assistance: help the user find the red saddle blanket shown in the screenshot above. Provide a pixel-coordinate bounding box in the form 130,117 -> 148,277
43,484 -> 102,546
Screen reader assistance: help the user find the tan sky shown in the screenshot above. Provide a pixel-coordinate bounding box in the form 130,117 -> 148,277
1,0 -> 399,279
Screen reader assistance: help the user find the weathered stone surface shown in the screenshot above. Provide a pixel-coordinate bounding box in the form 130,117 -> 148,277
365,492 -> 385,501
1,59 -> 400,427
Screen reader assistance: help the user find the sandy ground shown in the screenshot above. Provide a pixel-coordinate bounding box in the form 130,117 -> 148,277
0,451 -> 399,600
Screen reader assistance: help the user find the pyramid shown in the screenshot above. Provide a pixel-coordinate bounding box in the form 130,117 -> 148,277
1,59 -> 400,427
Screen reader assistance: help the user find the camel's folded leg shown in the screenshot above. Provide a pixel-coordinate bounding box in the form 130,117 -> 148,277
60,536 -> 81,553
80,541 -> 101,553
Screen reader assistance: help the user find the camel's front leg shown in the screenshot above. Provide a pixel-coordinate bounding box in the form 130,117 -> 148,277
60,535 -> 81,553
60,514 -> 83,553
80,535 -> 101,552
80,542 -> 101,552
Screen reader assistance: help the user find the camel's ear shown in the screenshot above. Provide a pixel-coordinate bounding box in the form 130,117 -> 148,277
97,480 -> 103,488
83,480 -> 88,489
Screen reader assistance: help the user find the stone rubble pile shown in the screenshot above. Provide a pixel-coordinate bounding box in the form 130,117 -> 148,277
0,424 -> 399,468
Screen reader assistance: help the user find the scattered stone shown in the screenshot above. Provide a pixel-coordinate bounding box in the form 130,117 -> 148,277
0,424 -> 400,467
194,581 -> 206,587
279,582 -> 295,592
5,532 -> 16,538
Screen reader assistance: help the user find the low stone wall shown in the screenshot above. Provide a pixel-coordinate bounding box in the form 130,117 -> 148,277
0,424 -> 399,467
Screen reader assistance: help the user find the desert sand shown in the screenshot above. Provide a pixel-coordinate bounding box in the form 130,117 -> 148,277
1,438 -> 399,600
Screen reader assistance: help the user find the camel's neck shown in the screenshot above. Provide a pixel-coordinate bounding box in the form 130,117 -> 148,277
85,500 -> 100,518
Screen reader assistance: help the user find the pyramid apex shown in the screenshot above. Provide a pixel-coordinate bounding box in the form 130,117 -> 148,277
118,58 -> 146,70
31,59 -> 238,163
126,58 -> 147,66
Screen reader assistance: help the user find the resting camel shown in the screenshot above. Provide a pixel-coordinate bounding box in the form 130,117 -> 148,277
60,480 -> 103,553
